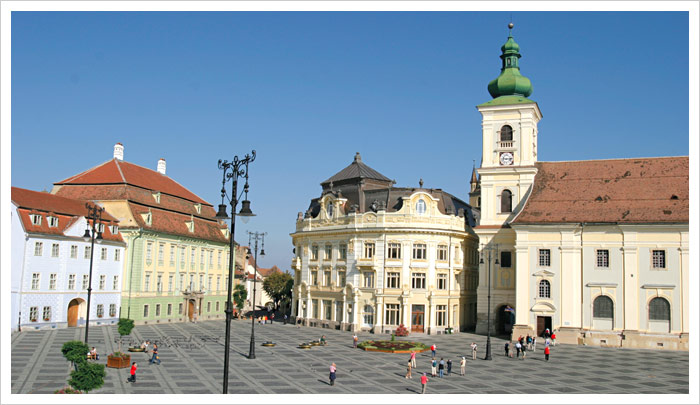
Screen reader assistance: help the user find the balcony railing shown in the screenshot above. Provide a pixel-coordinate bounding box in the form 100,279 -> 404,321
498,140 -> 514,149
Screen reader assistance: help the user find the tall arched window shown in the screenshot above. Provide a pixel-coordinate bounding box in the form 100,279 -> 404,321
327,202 -> 334,218
501,189 -> 513,213
649,297 -> 670,321
362,305 -> 374,327
538,280 -> 551,298
500,125 -> 513,142
593,296 -> 613,319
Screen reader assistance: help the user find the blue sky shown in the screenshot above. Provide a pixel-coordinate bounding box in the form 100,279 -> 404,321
10,11 -> 690,270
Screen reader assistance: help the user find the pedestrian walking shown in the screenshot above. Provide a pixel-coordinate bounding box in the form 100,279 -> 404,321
410,351 -> 417,368
526,334 -> 532,350
532,336 -> 537,352
551,332 -> 557,346
459,356 -> 466,376
353,334 -> 358,348
329,363 -> 337,386
470,342 -> 478,360
438,358 -> 445,378
421,373 -> 429,394
504,342 -> 510,357
271,313 -> 275,324
515,341 -> 522,358
149,343 -> 160,365
127,362 -> 137,383
431,358 -> 437,377
430,344 -> 437,358
284,314 -> 288,324
446,359 -> 452,376
544,346 -> 550,361
521,343 -> 527,360
405,359 -> 413,379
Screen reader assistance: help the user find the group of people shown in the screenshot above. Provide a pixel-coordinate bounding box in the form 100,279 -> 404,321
503,329 -> 555,361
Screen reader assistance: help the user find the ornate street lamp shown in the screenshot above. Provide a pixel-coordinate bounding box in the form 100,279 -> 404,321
82,202 -> 104,344
217,151 -> 256,394
246,231 -> 266,360
480,243 -> 499,361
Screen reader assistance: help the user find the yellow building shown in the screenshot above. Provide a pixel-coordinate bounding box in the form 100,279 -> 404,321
472,26 -> 689,350
290,153 -> 480,334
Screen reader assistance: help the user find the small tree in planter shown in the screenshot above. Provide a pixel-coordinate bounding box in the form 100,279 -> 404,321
68,362 -> 106,393
232,284 -> 247,319
62,340 -> 89,372
107,318 -> 134,368
395,324 -> 409,337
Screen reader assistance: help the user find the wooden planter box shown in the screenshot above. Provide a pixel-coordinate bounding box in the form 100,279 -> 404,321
106,354 -> 131,368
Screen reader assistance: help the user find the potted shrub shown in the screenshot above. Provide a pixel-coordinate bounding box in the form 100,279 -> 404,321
107,318 -> 133,368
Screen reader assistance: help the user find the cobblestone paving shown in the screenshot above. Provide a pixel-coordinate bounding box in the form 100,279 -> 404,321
10,320 -> 689,394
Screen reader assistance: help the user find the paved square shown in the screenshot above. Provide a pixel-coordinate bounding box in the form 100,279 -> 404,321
10,320 -> 689,394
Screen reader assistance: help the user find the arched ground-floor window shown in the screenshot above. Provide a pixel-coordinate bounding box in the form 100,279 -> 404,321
592,295 -> 614,330
648,297 -> 671,333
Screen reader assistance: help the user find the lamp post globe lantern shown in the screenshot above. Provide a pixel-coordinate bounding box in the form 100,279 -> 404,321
83,202 -> 105,345
217,150 -> 255,394
247,231 -> 267,360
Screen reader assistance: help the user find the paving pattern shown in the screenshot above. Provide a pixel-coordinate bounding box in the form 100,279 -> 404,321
10,320 -> 689,394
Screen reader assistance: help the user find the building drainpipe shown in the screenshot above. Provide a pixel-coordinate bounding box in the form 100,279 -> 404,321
447,234 -> 452,331
580,223 -> 584,342
127,229 -> 143,319
18,234 -> 30,332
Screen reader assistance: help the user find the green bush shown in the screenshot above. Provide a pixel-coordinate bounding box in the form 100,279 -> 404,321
116,318 -> 134,352
68,362 -> 106,393
391,334 -> 396,342
61,340 -> 89,371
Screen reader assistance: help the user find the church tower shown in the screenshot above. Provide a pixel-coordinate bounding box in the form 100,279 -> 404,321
476,23 -> 542,226
474,23 -> 542,335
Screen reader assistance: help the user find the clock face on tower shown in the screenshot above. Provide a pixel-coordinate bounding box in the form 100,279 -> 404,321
499,152 -> 514,166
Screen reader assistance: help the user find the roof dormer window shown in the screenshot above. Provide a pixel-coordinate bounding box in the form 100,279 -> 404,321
142,211 -> 152,226
30,214 -> 42,226
194,203 -> 201,214
327,202 -> 334,218
152,191 -> 161,204
109,225 -> 119,235
186,215 -> 194,233
415,199 -> 427,215
47,216 -> 58,227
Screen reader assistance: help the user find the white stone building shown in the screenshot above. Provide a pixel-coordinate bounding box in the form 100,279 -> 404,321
11,187 -> 126,331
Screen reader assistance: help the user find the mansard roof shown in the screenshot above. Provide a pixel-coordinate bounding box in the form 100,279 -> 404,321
512,156 -> 689,225
321,152 -> 392,186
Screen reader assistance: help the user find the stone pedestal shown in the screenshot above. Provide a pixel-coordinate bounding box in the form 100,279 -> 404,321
511,324 -> 534,341
555,327 -> 582,345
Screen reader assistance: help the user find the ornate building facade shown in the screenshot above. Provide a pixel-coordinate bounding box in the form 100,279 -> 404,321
290,153 -> 480,334
472,26 -> 689,350
51,144 -> 232,325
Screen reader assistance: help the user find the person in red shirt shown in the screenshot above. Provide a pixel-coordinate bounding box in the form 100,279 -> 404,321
127,362 -> 137,383
551,332 -> 557,346
544,346 -> 550,361
421,373 -> 429,394
430,344 -> 436,358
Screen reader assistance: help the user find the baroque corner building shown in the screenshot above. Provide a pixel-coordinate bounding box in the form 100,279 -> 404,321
472,27 -> 689,350
51,143 -> 232,325
290,153 -> 480,334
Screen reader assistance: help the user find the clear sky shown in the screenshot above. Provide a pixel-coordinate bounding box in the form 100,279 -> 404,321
10,11 -> 690,271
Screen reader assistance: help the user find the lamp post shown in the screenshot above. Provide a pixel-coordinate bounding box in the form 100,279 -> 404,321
216,151 -> 256,394
480,243 -> 499,361
82,202 -> 104,344
246,231 -> 266,360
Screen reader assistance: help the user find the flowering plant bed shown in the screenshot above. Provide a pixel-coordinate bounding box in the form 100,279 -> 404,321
357,340 -> 429,353
54,386 -> 83,394
106,353 -> 131,368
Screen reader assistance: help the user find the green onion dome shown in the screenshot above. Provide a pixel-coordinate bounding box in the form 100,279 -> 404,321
487,24 -> 533,99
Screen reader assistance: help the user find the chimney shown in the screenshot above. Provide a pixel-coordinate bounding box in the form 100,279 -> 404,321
113,143 -> 124,161
157,158 -> 166,175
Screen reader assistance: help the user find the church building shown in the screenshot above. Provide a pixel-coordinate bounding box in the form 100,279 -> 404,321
471,24 -> 689,350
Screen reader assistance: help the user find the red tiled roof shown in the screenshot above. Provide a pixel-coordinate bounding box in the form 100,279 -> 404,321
55,159 -> 208,204
512,157 -> 689,224
11,187 -> 123,242
53,184 -> 216,218
127,202 -> 228,244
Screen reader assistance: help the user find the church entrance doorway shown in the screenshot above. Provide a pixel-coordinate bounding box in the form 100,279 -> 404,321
537,316 -> 552,337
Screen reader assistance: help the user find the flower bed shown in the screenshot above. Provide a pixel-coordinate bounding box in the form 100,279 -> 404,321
54,386 -> 83,394
357,340 -> 429,353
